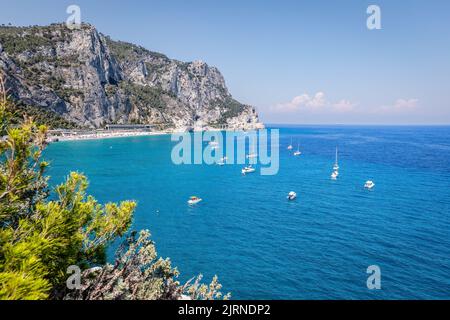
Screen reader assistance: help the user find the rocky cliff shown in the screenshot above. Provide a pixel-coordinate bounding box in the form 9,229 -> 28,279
0,23 -> 263,131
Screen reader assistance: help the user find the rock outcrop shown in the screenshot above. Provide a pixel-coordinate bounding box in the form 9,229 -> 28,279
0,23 -> 263,131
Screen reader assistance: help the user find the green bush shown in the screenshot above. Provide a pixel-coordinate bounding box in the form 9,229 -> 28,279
119,81 -> 167,110
104,36 -> 169,64
211,97 -> 246,124
0,74 -> 229,300
11,103 -> 79,129
0,27 -> 52,55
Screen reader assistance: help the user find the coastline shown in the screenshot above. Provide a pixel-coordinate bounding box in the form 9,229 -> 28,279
48,130 -> 171,142
48,124 -> 265,143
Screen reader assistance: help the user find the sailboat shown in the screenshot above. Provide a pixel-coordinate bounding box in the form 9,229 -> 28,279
287,137 -> 293,150
333,147 -> 339,171
330,147 -> 339,180
331,170 -> 338,180
293,142 -> 301,156
209,140 -> 219,151
217,156 -> 227,166
246,137 -> 258,159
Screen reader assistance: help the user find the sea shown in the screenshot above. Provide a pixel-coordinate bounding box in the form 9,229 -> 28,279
44,125 -> 450,299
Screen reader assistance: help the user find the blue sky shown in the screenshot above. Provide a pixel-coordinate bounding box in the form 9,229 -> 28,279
1,0 -> 449,124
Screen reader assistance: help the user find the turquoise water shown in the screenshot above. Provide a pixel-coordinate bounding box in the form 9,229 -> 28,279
45,126 -> 450,299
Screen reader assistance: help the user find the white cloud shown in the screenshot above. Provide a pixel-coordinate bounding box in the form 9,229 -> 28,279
332,99 -> 358,112
273,92 -> 356,114
376,98 -> 419,113
393,98 -> 419,110
273,92 -> 326,112
273,93 -> 419,117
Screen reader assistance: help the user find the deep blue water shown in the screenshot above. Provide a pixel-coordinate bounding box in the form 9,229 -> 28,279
45,126 -> 450,299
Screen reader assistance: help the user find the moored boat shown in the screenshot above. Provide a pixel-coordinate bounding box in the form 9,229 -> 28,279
331,171 -> 338,180
333,147 -> 339,171
287,191 -> 297,201
241,165 -> 256,174
293,142 -> 301,156
364,180 -> 375,189
287,137 -> 293,150
188,196 -> 202,205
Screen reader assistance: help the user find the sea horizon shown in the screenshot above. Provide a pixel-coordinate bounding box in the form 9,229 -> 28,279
2,1 -> 450,306
268,123 -> 450,127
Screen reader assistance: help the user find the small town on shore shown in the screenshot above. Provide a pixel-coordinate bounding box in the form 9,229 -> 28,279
47,123 -> 265,142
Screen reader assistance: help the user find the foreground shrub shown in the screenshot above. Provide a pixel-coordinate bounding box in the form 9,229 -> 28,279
0,73 -> 228,300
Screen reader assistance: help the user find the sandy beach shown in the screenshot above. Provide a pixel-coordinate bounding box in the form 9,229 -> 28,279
48,130 -> 171,142
48,125 -> 264,143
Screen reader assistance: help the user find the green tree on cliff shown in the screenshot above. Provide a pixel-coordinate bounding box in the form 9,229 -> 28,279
0,74 -> 228,300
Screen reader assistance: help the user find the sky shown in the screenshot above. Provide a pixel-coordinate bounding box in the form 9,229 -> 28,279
1,0 -> 449,124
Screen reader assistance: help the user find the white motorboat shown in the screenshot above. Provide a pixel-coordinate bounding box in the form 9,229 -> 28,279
187,196 -> 202,205
287,191 -> 297,201
364,180 -> 375,189
217,156 -> 228,166
333,147 -> 339,171
241,165 -> 256,174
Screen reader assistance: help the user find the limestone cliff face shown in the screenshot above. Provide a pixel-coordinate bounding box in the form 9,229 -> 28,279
0,23 -> 263,131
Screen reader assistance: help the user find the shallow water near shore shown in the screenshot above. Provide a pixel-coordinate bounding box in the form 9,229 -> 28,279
45,125 -> 450,299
